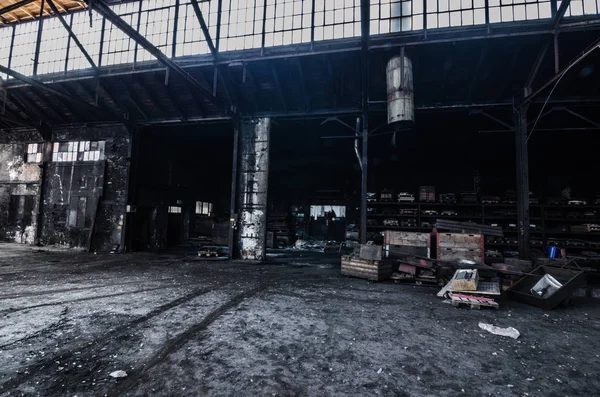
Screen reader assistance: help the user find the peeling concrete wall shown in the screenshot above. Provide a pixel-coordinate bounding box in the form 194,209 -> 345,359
0,129 -> 43,244
237,118 -> 270,260
40,124 -> 130,251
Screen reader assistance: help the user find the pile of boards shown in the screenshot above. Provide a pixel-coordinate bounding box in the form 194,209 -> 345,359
341,243 -> 394,281
437,269 -> 501,309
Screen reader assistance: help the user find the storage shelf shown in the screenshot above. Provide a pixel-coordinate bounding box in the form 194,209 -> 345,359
367,214 -> 418,218
367,225 -> 419,230
367,202 -> 600,254
544,218 -> 600,222
546,231 -> 600,235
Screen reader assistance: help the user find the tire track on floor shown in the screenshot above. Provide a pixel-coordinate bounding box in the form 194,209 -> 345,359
0,280 -> 161,300
0,307 -> 69,350
0,281 -> 230,394
0,284 -> 198,315
105,283 -> 269,397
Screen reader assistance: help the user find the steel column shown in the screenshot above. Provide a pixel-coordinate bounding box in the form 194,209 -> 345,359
360,112 -> 368,244
514,103 -> 530,259
360,0 -> 370,244
228,123 -> 239,259
553,34 -> 560,73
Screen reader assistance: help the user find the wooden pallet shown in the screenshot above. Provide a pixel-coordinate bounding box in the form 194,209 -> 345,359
450,293 -> 499,310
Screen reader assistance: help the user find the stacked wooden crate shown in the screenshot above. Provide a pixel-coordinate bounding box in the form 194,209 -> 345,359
341,255 -> 393,281
383,231 -> 436,283
436,233 -> 484,263
384,231 -> 431,258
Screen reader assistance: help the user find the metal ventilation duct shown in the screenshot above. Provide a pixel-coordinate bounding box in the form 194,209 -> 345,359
386,54 -> 414,125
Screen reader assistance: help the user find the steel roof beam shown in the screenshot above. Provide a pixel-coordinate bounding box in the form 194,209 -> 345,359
46,0 -> 98,71
0,64 -> 105,116
563,107 -> 600,128
525,39 -> 551,95
524,36 -> 600,103
270,62 -> 287,112
88,0 -> 225,114
294,58 -> 310,111
466,46 -> 487,102
189,0 -> 235,111
554,0 -> 572,31
135,74 -> 167,119
0,0 -> 36,17
189,0 -> 217,59
154,72 -> 187,120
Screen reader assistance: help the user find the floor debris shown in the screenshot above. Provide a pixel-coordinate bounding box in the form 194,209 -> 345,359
478,323 -> 520,339
109,370 -> 128,378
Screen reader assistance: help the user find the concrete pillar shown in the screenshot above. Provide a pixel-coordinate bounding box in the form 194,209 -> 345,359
237,118 -> 271,260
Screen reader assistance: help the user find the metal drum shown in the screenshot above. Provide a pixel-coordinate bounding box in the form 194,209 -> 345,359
386,55 -> 414,125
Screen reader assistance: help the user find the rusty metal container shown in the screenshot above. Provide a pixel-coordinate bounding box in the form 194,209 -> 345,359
386,55 -> 414,125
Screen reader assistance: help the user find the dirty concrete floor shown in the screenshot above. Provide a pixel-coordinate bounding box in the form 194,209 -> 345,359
0,243 -> 599,397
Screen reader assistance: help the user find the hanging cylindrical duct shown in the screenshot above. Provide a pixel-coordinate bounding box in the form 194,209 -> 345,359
386,54 -> 414,125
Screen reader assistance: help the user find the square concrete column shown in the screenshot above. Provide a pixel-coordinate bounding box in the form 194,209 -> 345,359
237,118 -> 271,260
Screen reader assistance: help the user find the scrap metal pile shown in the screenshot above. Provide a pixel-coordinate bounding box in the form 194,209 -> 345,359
341,224 -> 588,310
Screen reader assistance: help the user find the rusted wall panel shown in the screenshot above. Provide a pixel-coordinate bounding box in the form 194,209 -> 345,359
0,129 -> 43,244
41,124 -> 130,251
0,124 -> 129,251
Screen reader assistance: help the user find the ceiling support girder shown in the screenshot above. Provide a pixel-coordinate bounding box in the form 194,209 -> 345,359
88,0 -> 226,115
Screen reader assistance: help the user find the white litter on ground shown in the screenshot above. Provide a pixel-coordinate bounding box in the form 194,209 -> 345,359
109,370 -> 128,378
478,323 -> 520,339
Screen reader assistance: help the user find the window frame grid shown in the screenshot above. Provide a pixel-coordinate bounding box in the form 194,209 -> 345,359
220,0 -> 264,51
488,0 -> 553,23
174,0 -> 219,57
313,0 -> 360,43
1,0 -> 599,77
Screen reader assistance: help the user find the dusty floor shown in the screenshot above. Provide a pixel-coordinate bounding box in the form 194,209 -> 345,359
0,243 -> 599,397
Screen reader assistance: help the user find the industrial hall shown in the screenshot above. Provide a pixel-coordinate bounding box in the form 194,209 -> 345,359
0,0 -> 599,395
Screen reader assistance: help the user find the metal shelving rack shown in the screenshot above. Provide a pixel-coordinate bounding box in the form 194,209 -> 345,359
367,201 -> 600,258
